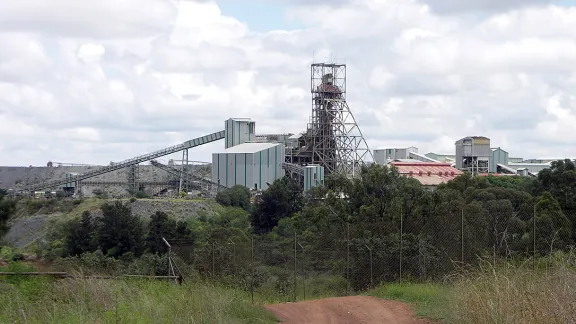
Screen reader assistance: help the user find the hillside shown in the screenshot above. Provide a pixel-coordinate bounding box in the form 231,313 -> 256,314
1,197 -> 218,249
0,164 -> 211,197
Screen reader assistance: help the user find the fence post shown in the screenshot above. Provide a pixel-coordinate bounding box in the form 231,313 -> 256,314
298,242 -> 306,300
251,237 -> 254,304
346,222 -> 350,295
228,238 -> 236,278
212,241 -> 216,279
365,244 -> 373,288
461,209 -> 465,266
533,204 -> 536,271
399,206 -> 403,283
293,231 -> 297,302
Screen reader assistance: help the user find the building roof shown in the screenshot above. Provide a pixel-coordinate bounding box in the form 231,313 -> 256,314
394,159 -> 424,163
478,173 -> 518,177
215,142 -> 282,154
508,162 -> 551,167
388,162 -> 463,186
427,152 -> 455,157
491,147 -> 508,153
455,136 -> 490,144
374,146 -> 417,151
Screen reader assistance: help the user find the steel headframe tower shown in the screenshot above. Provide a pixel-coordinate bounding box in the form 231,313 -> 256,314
290,62 -> 373,178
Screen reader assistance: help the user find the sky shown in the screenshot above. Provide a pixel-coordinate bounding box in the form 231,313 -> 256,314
0,0 -> 575,167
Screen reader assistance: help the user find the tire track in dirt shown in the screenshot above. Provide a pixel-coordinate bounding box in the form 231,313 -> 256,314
265,296 -> 435,324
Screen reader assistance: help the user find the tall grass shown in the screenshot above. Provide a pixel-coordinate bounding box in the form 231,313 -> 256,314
0,274 -> 277,323
451,252 -> 576,324
368,282 -> 451,321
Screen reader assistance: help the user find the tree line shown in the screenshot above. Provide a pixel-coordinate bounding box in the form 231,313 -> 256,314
53,159 -> 575,288
62,201 -> 194,258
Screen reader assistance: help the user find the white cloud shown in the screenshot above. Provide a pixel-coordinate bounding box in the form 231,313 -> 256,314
0,0 -> 176,38
0,0 -> 575,168
418,0 -> 551,14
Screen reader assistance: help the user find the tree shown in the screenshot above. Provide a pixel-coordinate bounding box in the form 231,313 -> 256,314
536,159 -> 576,240
97,201 -> 144,258
145,211 -> 176,254
531,192 -> 573,255
251,177 -> 304,234
216,185 -> 251,211
64,211 -> 97,256
0,195 -> 16,235
175,220 -> 194,240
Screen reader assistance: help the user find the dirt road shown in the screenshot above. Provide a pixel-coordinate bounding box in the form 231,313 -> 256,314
265,296 -> 434,324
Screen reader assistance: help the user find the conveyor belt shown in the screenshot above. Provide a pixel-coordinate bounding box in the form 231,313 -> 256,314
27,130 -> 225,191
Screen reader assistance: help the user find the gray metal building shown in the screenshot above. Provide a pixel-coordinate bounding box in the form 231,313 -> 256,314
425,152 -> 456,163
455,136 -> 491,174
303,165 -> 324,191
373,147 -> 418,164
490,147 -> 509,173
211,142 -> 285,191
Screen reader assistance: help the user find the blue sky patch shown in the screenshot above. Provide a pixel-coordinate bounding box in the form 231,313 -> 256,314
216,0 -> 304,32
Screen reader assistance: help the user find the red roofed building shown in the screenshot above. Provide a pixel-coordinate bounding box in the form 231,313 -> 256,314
389,162 -> 463,190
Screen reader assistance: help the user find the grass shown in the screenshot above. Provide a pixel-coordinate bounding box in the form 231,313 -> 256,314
367,253 -> 576,324
367,282 -> 451,322
450,255 -> 576,324
2,256 -> 576,324
0,275 -> 277,323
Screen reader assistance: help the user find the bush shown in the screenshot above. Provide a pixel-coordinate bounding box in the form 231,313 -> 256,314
135,191 -> 151,199
11,253 -> 25,261
0,246 -> 14,261
216,185 -> 251,211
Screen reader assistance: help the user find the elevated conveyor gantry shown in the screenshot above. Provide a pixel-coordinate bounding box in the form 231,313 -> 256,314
149,160 -> 227,195
282,162 -> 305,176
27,130 -> 225,192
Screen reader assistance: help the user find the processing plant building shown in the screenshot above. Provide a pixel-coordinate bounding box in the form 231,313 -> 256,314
211,142 -> 285,191
373,134 -> 574,185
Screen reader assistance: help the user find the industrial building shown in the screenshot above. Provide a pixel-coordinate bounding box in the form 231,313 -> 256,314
303,165 -> 324,191
455,136 -> 491,174
6,61 -> 374,197
225,118 -> 256,149
374,147 -> 417,163
211,142 -> 285,191
425,153 -> 455,164
389,162 -> 463,190
373,147 -> 439,165
13,60 -> 576,197
490,147 -> 509,173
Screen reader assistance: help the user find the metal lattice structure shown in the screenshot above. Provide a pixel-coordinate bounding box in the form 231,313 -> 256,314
149,160 -> 226,197
287,63 -> 373,177
127,164 -> 140,193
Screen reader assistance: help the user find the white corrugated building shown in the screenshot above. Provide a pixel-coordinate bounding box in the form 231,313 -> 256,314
211,142 -> 285,191
225,118 -> 256,149
303,165 -> 324,191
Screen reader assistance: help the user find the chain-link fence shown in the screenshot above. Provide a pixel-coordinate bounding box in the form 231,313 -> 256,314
170,207 -> 576,303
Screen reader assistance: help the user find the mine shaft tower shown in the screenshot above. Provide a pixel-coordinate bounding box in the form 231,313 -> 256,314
288,63 -> 373,177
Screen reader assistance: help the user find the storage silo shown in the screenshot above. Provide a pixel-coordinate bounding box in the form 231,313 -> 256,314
455,136 -> 491,174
